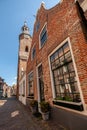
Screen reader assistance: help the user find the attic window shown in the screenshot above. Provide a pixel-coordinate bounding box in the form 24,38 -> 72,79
25,46 -> 28,52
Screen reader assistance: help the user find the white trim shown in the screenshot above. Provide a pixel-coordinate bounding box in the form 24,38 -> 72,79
80,0 -> 87,12
75,0 -> 87,12
68,38 -> 86,111
48,56 -> 56,99
19,74 -> 26,105
36,62 -> 42,102
28,70 -> 33,77
48,38 -> 69,57
36,62 -> 42,112
39,22 -> 47,49
48,37 -> 86,111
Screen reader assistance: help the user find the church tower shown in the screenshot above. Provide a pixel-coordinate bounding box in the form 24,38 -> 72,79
17,22 -> 32,98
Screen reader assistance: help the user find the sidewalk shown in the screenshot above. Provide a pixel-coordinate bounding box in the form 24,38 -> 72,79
0,96 -> 66,130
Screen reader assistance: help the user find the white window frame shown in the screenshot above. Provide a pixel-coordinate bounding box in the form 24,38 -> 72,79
28,71 -> 34,96
80,0 -> 87,12
39,22 -> 47,49
48,37 -> 86,111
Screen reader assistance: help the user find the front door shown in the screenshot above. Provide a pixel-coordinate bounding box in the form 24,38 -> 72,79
38,64 -> 45,101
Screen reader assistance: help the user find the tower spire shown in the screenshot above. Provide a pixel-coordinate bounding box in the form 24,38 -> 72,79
24,21 -> 27,26
21,21 -> 29,35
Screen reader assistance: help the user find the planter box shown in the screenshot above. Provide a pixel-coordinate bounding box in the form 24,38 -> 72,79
53,100 -> 84,111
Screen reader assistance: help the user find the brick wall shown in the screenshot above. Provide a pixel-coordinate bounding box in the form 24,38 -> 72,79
26,0 -> 87,106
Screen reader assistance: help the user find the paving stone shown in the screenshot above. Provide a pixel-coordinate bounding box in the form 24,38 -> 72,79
0,97 -> 67,130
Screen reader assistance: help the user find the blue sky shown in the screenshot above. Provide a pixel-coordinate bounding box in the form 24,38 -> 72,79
0,0 -> 60,86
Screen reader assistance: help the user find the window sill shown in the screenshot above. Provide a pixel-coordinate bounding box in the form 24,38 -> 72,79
53,100 -> 84,111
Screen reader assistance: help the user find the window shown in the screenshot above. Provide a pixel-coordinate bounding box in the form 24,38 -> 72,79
31,46 -> 36,60
40,24 -> 47,48
36,21 -> 40,32
25,46 -> 28,52
50,42 -> 81,103
28,72 -> 34,98
23,80 -> 25,96
38,64 -> 45,101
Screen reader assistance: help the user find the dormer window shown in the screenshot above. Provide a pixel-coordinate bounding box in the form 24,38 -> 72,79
39,23 -> 47,48
25,46 -> 28,52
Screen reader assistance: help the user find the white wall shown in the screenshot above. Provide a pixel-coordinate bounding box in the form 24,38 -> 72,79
19,74 -> 26,105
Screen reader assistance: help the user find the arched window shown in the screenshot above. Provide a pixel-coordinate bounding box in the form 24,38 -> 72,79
25,46 -> 28,52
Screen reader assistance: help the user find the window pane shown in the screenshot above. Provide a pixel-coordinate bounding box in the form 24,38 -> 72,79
32,47 -> 36,60
58,48 -> 63,57
40,25 -> 47,47
28,72 -> 34,97
50,42 -> 81,103
63,42 -> 69,53
50,54 -> 55,62
68,62 -> 74,72
65,51 -> 71,62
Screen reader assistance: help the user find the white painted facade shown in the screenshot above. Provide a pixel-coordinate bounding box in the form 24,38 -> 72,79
19,74 -> 26,105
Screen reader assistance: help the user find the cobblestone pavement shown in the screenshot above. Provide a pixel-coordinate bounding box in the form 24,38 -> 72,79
0,97 -> 66,130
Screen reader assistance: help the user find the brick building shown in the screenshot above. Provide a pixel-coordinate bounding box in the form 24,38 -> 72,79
26,0 -> 87,110
25,0 -> 87,127
16,0 -> 87,129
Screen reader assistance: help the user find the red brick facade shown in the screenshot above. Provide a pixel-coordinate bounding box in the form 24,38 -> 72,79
26,0 -> 87,111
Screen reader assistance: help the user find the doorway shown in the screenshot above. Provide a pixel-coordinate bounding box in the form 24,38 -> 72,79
37,64 -> 45,102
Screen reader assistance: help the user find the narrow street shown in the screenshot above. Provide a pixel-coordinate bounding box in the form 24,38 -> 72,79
0,97 -> 66,130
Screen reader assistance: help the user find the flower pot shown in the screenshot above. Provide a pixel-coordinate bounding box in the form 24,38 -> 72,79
41,112 -> 49,121
31,106 -> 37,114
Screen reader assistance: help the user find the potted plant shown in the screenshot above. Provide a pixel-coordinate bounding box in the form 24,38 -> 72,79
30,100 -> 38,114
40,101 -> 50,121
